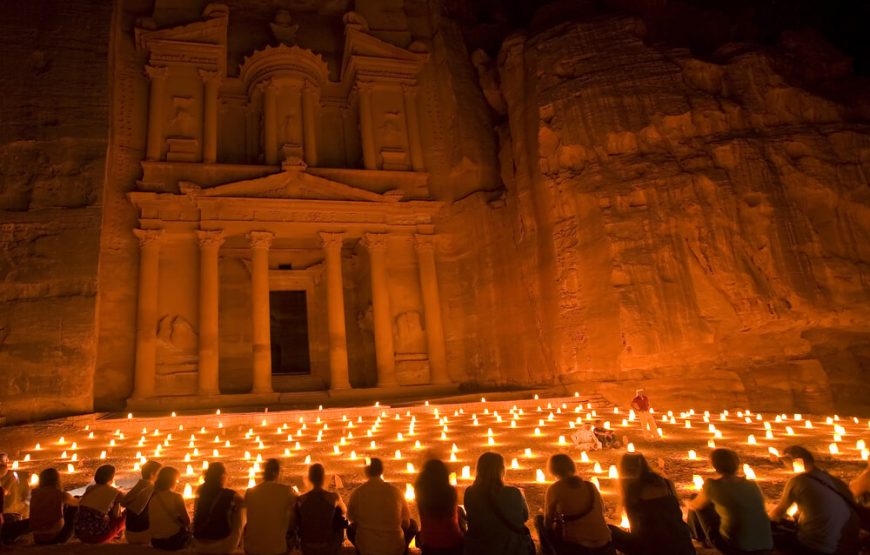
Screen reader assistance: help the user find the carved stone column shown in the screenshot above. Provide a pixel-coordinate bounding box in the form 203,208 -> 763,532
145,65 -> 169,161
320,232 -> 350,391
414,234 -> 450,384
402,84 -> 425,171
199,69 -> 220,163
197,230 -> 225,396
357,82 -> 378,170
248,231 -> 274,393
302,83 -> 319,167
261,81 -> 279,165
363,233 -> 397,387
133,229 -> 163,399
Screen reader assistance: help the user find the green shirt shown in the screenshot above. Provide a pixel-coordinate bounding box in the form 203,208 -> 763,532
703,477 -> 773,551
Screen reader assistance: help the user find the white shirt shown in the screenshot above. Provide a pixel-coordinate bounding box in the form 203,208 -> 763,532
244,481 -> 297,555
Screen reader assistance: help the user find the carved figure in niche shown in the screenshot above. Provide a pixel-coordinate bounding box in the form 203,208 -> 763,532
270,10 -> 299,45
357,304 -> 374,334
380,111 -> 404,146
394,311 -> 425,354
282,110 -> 301,143
157,315 -> 198,350
168,97 -> 196,138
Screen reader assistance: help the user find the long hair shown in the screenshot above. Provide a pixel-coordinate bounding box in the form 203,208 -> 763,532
39,468 -> 61,490
198,462 -> 226,497
473,452 -> 505,495
415,459 -> 457,518
548,454 -> 582,487
618,453 -> 670,507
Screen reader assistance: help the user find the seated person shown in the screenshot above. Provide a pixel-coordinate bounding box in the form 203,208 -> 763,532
535,454 -> 614,555
850,461 -> 870,505
244,458 -> 297,555
687,448 -> 773,555
0,452 -> 31,543
29,468 -> 80,545
296,463 -> 347,555
193,462 -> 245,554
348,458 -> 417,555
121,459 -> 161,544
592,421 -> 619,449
769,445 -> 860,555
414,459 -> 465,555
608,453 -> 695,555
571,424 -> 602,451
149,466 -> 191,551
75,464 -> 126,544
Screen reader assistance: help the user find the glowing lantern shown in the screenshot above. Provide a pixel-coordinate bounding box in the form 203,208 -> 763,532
511,458 -> 519,470
406,462 -> 415,473
743,464 -> 757,480
747,435 -> 757,445
693,475 -> 704,491
829,443 -> 839,455
30,473 -> 39,486
593,462 -> 602,474
66,464 -> 75,473
619,512 -> 630,529
608,465 -> 618,479
590,476 -> 600,491
580,451 -> 589,462
688,450 -> 697,460
626,443 -> 635,453
461,466 -> 471,480
707,440 -> 716,448
536,469 -> 546,483
787,503 -> 798,518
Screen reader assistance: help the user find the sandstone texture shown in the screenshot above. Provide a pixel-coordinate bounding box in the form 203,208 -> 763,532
441,16 -> 870,414
0,1 -> 111,421
1,0 -> 868,422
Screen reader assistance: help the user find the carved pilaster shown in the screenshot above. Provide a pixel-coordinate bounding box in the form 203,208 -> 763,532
132,228 -> 164,399
402,83 -> 425,171
248,231 -> 274,393
414,233 -> 449,384
144,66 -> 170,161
198,69 -> 221,163
196,229 -> 224,396
319,231 -> 350,390
356,81 -> 377,170
363,232 -> 396,386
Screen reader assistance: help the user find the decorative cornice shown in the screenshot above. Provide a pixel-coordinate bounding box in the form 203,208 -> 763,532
144,64 -> 169,80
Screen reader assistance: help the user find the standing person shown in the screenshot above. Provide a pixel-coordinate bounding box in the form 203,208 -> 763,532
193,462 -> 245,554
463,452 -> 534,555
28,467 -> 79,545
630,389 -> 658,440
769,446 -> 861,555
75,464 -> 126,544
296,463 -> 347,555
686,448 -> 773,554
608,453 -> 695,555
122,459 -> 162,545
535,454 -> 614,555
149,466 -> 191,551
414,459 -> 465,555
347,457 -> 417,555
244,458 -> 298,555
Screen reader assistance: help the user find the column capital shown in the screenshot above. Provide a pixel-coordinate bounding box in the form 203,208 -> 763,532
247,230 -> 274,250
400,82 -> 419,96
196,229 -> 225,249
413,233 -> 436,252
319,231 -> 346,250
197,68 -> 221,84
356,80 -> 375,95
255,78 -> 275,94
144,64 -> 169,81
133,228 -> 163,247
362,232 -> 388,252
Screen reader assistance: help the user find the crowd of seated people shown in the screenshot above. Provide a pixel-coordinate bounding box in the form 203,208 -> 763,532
0,444 -> 866,554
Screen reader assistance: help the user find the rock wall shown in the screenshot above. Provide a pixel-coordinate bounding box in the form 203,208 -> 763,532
441,14 -> 870,413
0,1 -> 112,422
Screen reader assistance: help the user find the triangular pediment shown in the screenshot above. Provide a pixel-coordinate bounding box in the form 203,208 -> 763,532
136,5 -> 228,49
179,170 -> 400,203
341,26 -> 427,78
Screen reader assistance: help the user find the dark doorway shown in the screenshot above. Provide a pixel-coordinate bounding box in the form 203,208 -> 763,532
269,290 -> 311,375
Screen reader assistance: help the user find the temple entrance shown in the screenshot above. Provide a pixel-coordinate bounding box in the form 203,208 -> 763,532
269,290 -> 311,375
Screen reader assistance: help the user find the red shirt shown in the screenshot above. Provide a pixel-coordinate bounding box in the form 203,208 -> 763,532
419,505 -> 463,549
632,395 -> 650,412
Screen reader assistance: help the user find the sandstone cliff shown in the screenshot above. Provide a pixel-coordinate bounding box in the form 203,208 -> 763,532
441,15 -> 870,414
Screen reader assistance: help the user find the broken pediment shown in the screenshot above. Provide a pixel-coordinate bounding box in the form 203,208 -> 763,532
180,169 -> 401,203
136,4 -> 229,49
341,25 -> 427,82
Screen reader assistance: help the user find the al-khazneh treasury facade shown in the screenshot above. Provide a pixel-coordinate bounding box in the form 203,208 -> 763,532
117,4 -> 454,409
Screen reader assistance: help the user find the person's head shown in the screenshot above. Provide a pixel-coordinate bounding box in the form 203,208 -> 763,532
0,453 -> 9,477
155,466 -> 179,492
582,422 -> 592,431
635,388 -> 645,397
710,448 -> 740,477
783,445 -> 815,471
548,454 -> 577,481
94,464 -> 116,485
141,460 -> 162,482
618,453 -> 651,480
414,459 -> 456,517
473,452 -> 505,494
263,458 -> 280,481
38,468 -> 61,490
594,420 -> 603,427
308,463 -> 326,488
203,462 -> 227,488
366,457 -> 384,479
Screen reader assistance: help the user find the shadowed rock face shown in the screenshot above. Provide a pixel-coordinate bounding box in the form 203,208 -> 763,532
0,0 -> 867,422
441,14 -> 870,414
